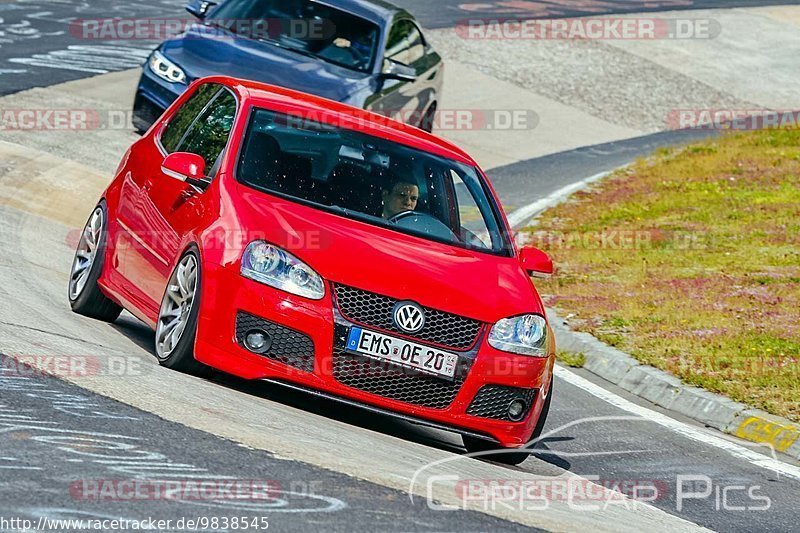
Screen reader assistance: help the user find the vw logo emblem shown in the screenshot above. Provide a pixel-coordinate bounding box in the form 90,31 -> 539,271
393,301 -> 425,334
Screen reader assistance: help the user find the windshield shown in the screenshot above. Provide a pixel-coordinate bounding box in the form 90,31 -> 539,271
236,109 -> 511,254
208,0 -> 379,72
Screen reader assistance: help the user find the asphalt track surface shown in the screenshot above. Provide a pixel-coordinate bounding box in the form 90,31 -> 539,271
0,0 -> 179,96
0,363 -> 535,532
486,127 -> 721,208
4,0 -> 800,95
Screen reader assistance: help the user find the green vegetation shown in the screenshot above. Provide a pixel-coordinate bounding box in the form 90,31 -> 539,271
527,128 -> 800,421
557,351 -> 586,368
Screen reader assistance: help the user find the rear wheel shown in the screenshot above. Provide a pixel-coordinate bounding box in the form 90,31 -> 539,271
155,250 -> 209,375
68,203 -> 123,322
462,376 -> 553,465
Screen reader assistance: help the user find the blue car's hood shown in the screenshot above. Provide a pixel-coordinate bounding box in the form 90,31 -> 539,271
161,25 -> 372,103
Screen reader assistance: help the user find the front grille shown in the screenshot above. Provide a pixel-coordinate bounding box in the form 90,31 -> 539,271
466,385 -> 536,421
235,312 -> 315,373
332,351 -> 467,409
333,284 -> 482,350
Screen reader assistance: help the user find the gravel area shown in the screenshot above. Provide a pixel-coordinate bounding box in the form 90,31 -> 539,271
426,28 -> 756,133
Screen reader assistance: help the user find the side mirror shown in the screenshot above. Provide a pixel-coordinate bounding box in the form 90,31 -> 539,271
186,0 -> 217,19
161,152 -> 210,190
519,247 -> 553,278
381,59 -> 417,82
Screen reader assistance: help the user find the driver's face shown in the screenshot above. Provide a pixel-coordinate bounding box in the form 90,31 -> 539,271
383,183 -> 419,218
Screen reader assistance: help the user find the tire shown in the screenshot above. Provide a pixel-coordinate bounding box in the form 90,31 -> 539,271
68,203 -> 123,322
462,376 -> 554,466
154,248 -> 210,376
419,103 -> 436,133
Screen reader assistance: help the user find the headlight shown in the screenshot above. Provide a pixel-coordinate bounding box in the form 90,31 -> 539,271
241,241 -> 325,300
488,314 -> 548,357
149,50 -> 186,84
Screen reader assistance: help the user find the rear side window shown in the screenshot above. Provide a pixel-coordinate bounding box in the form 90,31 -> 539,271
405,23 -> 425,65
385,20 -> 425,66
179,90 -> 237,175
385,20 -> 412,65
159,84 -> 237,177
160,83 -> 220,153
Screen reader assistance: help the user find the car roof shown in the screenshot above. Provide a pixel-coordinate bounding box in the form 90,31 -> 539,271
208,76 -> 477,167
312,0 -> 410,24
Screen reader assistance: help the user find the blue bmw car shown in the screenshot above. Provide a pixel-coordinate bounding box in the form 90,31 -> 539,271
133,0 -> 443,132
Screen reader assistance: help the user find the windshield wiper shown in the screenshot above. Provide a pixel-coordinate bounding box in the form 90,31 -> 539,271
255,37 -> 318,60
204,19 -> 237,35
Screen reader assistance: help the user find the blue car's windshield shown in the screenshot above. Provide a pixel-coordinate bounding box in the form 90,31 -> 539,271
236,108 -> 512,254
208,0 -> 379,72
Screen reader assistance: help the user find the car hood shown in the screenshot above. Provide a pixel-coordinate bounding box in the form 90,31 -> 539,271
161,25 -> 370,103
231,184 -> 544,324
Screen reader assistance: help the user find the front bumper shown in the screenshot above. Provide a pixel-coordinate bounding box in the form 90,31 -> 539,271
195,263 -> 554,447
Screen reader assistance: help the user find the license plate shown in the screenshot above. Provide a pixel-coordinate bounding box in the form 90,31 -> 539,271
345,327 -> 458,379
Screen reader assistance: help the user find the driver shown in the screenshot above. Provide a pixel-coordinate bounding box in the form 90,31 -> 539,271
381,180 -> 419,219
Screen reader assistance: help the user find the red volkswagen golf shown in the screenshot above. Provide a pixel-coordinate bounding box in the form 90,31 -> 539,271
68,76 -> 555,464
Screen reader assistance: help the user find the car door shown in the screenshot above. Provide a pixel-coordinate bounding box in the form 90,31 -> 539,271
117,83 -> 237,309
368,19 -> 430,124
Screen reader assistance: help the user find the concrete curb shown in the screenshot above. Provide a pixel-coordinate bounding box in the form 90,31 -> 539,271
547,308 -> 800,460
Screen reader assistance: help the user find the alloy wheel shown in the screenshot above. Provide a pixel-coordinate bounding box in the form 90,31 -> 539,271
156,254 -> 198,360
69,207 -> 104,301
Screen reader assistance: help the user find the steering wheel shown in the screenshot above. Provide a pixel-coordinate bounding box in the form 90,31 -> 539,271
323,38 -> 368,69
388,210 -> 423,223
388,210 -> 458,241
342,42 -> 368,68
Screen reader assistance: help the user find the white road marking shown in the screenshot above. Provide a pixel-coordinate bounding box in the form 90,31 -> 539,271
506,170 -> 611,228
9,45 -> 152,74
555,366 -> 800,482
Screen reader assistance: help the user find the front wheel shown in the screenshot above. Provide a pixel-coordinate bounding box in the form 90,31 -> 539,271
68,203 -> 123,322
462,376 -> 553,465
155,249 -> 209,375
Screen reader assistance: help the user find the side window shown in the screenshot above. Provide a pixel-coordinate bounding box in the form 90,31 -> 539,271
179,90 -> 237,177
451,169 -> 492,250
405,23 -> 425,65
385,20 -> 413,65
160,83 -> 220,153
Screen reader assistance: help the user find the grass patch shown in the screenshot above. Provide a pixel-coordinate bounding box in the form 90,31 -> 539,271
526,128 -> 800,421
557,351 -> 586,368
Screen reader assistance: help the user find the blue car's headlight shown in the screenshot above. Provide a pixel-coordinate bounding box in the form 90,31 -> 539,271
149,50 -> 186,84
488,314 -> 549,357
241,241 -> 325,300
